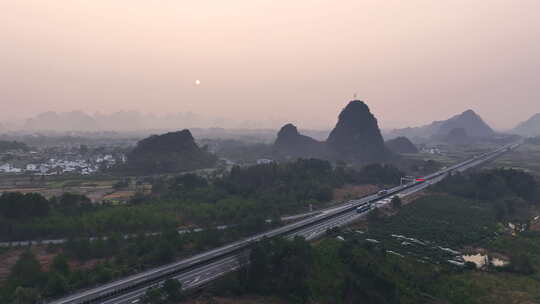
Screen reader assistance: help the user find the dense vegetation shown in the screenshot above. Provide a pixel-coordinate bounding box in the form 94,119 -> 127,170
3,159 -> 540,304
0,193 -> 114,241
433,168 -> 539,222
153,160 -> 403,224
0,158 -> 407,303
434,168 -> 538,202
0,223 -> 273,303
202,138 -> 272,163
205,168 -> 540,304
212,237 -> 446,304
0,159 -> 404,241
365,169 -> 539,248
370,194 -> 497,247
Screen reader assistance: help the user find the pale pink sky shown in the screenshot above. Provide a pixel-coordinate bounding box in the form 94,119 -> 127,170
1,0 -> 539,130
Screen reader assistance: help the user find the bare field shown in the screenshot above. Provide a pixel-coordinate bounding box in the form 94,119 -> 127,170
0,176 -> 147,203
0,184 -> 116,202
333,184 -> 379,201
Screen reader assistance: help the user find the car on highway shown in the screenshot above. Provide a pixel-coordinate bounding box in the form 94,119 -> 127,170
356,203 -> 371,213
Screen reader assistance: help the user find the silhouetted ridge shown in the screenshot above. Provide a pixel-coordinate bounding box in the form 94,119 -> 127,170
326,100 -> 390,162
512,113 -> 540,137
385,137 -> 418,153
272,100 -> 391,162
274,124 -> 325,158
388,109 -> 494,140
436,109 -> 494,137
24,111 -> 99,131
125,130 -> 217,174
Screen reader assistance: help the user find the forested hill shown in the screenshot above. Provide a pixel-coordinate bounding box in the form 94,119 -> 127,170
513,113 -> 540,137
273,124 -> 326,159
387,109 -> 495,140
326,100 -> 391,162
274,100 -> 392,163
123,130 -> 217,174
385,136 -> 418,154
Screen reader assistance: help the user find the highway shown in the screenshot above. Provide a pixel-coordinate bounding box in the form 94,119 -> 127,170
48,141 -> 520,304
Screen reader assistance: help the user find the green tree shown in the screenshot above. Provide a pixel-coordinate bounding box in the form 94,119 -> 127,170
53,193 -> 92,216
508,254 -> 535,275
45,272 -> 68,297
7,251 -> 44,289
12,287 -> 40,304
245,241 -> 267,292
162,279 -> 183,302
51,253 -> 70,275
142,286 -> 164,304
308,239 -> 345,302
0,192 -> 50,219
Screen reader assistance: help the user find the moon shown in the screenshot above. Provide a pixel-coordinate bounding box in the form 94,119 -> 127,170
195,80 -> 201,85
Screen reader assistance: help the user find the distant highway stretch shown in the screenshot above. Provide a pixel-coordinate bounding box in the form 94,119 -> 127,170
49,142 -> 520,304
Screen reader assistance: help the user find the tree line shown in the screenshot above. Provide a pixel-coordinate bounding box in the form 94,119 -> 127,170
0,159 -> 404,241
433,168 -> 539,221
210,237 -> 421,304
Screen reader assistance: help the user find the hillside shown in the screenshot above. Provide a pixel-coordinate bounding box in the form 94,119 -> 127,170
444,128 -> 470,145
326,100 -> 390,162
388,109 -> 495,141
512,113 -> 540,137
24,111 -> 99,132
273,100 -> 391,163
385,136 -> 418,153
273,124 -> 326,159
124,130 -> 217,174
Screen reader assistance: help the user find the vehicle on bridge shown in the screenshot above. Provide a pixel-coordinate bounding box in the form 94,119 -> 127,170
356,203 -> 371,213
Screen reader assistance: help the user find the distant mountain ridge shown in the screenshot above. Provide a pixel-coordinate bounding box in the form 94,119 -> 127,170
274,100 -> 391,162
387,109 -> 495,140
25,111 -> 99,131
512,113 -> 540,137
19,111 -> 288,132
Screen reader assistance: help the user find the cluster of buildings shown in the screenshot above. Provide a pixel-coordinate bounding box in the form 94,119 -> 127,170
420,146 -> 442,154
0,152 -> 125,175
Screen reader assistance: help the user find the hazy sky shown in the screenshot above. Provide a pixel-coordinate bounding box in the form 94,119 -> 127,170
1,0 -> 539,130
